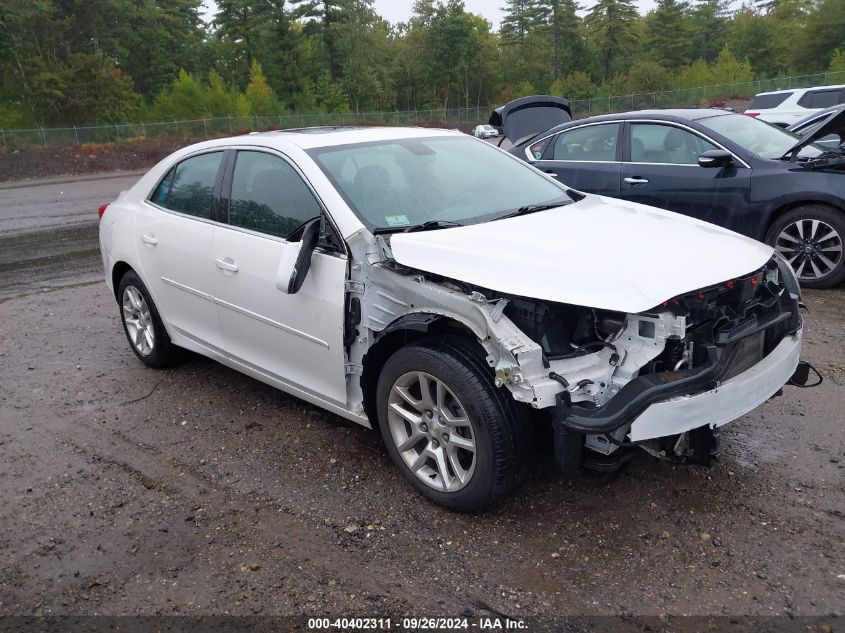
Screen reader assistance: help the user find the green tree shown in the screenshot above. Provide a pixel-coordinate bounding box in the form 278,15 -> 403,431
244,60 -> 280,114
584,0 -> 639,81
688,0 -> 730,63
710,46 -> 754,85
829,50 -> 845,73
549,71 -> 595,99
795,0 -> 845,72
623,59 -> 672,93
644,0 -> 691,68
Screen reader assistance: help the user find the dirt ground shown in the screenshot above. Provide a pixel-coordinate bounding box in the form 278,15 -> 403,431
0,175 -> 843,625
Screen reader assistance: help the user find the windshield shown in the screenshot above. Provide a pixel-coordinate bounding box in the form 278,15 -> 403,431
308,136 -> 569,232
699,113 -> 822,159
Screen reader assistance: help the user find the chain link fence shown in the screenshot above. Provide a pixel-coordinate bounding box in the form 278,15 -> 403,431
569,70 -> 845,117
0,107 -> 488,153
3,70 -> 845,153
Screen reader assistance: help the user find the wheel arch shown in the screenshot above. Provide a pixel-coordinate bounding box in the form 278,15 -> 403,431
360,313 -> 484,425
766,199 -> 845,240
111,261 -> 134,301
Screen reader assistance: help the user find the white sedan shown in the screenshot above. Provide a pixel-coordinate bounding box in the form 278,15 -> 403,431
98,126 -> 812,511
473,124 -> 499,139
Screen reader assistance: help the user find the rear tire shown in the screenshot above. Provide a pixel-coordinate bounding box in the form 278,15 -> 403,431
117,270 -> 179,368
765,205 -> 845,289
376,336 -> 532,512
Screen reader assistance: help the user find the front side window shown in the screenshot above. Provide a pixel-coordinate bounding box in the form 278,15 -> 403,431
229,151 -> 322,239
551,124 -> 619,162
158,151 -> 224,219
308,136 -> 569,231
699,113 -> 823,159
629,123 -> 717,165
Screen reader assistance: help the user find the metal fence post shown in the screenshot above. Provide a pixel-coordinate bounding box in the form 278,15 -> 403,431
40,126 -> 46,147
202,118 -> 208,137
141,122 -> 146,138
228,115 -> 233,132
73,125 -> 79,145
114,123 -> 120,141
0,128 -> 6,153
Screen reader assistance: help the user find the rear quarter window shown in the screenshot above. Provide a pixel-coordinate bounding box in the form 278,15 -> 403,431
798,89 -> 845,109
748,92 -> 792,109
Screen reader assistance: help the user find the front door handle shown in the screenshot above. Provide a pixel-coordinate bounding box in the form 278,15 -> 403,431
544,170 -> 561,178
141,233 -> 158,246
624,177 -> 649,185
215,257 -> 239,273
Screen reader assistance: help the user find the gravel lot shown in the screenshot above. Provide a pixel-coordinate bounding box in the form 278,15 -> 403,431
0,174 -> 843,622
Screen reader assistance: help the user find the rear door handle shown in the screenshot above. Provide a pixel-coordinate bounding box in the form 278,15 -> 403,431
215,257 -> 239,273
544,170 -> 560,178
624,177 -> 649,185
141,233 -> 158,246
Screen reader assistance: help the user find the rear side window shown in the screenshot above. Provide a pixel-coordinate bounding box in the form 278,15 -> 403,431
153,151 -> 224,219
228,151 -> 322,239
798,89 -> 845,109
551,124 -> 620,161
748,92 -> 792,109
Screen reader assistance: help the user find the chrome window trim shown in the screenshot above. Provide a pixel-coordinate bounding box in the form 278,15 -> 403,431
526,118 -> 751,169
524,121 -> 621,163
145,145 -> 348,259
626,119 -> 751,169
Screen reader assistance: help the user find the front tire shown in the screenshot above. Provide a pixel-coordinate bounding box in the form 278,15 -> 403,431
376,336 -> 531,512
765,205 -> 845,289
117,270 -> 179,368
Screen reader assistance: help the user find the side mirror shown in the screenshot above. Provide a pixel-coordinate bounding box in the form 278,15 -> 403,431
275,217 -> 321,295
698,149 -> 734,168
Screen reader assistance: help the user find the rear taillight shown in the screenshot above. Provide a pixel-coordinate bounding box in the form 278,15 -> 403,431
98,204 -> 109,220
745,112 -> 760,117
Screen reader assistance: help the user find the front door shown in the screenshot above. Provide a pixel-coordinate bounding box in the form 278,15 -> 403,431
619,122 -> 751,226
530,122 -> 622,196
210,149 -> 348,405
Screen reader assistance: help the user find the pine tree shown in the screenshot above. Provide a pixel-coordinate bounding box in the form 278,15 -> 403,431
644,0 -> 691,68
584,0 -> 639,80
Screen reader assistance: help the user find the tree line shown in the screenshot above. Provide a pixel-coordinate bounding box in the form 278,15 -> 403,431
1,0 -> 844,128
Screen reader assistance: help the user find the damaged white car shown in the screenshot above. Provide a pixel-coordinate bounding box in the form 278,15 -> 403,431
98,127 -> 818,511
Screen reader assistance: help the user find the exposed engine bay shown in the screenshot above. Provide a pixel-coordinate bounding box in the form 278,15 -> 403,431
344,228 -> 807,472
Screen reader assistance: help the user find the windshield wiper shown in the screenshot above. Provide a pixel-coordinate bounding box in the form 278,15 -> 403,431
497,198 -> 571,220
402,220 -> 463,233
373,219 -> 463,235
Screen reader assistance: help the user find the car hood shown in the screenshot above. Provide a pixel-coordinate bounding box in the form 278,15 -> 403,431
783,104 -> 845,158
389,195 -> 774,314
489,95 -> 572,144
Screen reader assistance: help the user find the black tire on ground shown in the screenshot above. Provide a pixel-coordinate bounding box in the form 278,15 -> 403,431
765,204 -> 845,289
117,270 -> 180,368
375,335 -> 532,512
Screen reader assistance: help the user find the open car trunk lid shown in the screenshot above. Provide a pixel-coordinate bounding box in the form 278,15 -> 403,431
489,95 -> 572,145
783,103 -> 845,159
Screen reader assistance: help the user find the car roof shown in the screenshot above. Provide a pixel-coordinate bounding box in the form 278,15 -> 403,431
198,125 -> 463,151
560,108 -> 733,125
754,84 -> 845,96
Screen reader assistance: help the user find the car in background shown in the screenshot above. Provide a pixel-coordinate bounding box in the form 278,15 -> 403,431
472,124 -> 499,139
98,126 -> 814,511
500,100 -> 845,288
745,85 -> 845,127
788,104 -> 845,149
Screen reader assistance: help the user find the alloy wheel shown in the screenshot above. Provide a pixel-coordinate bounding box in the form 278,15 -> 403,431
386,371 -> 476,492
775,218 -> 843,282
122,286 -> 155,356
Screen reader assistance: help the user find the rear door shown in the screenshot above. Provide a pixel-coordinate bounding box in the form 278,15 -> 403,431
619,121 -> 751,226
210,149 -> 349,405
135,150 -> 226,350
530,122 -> 622,196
